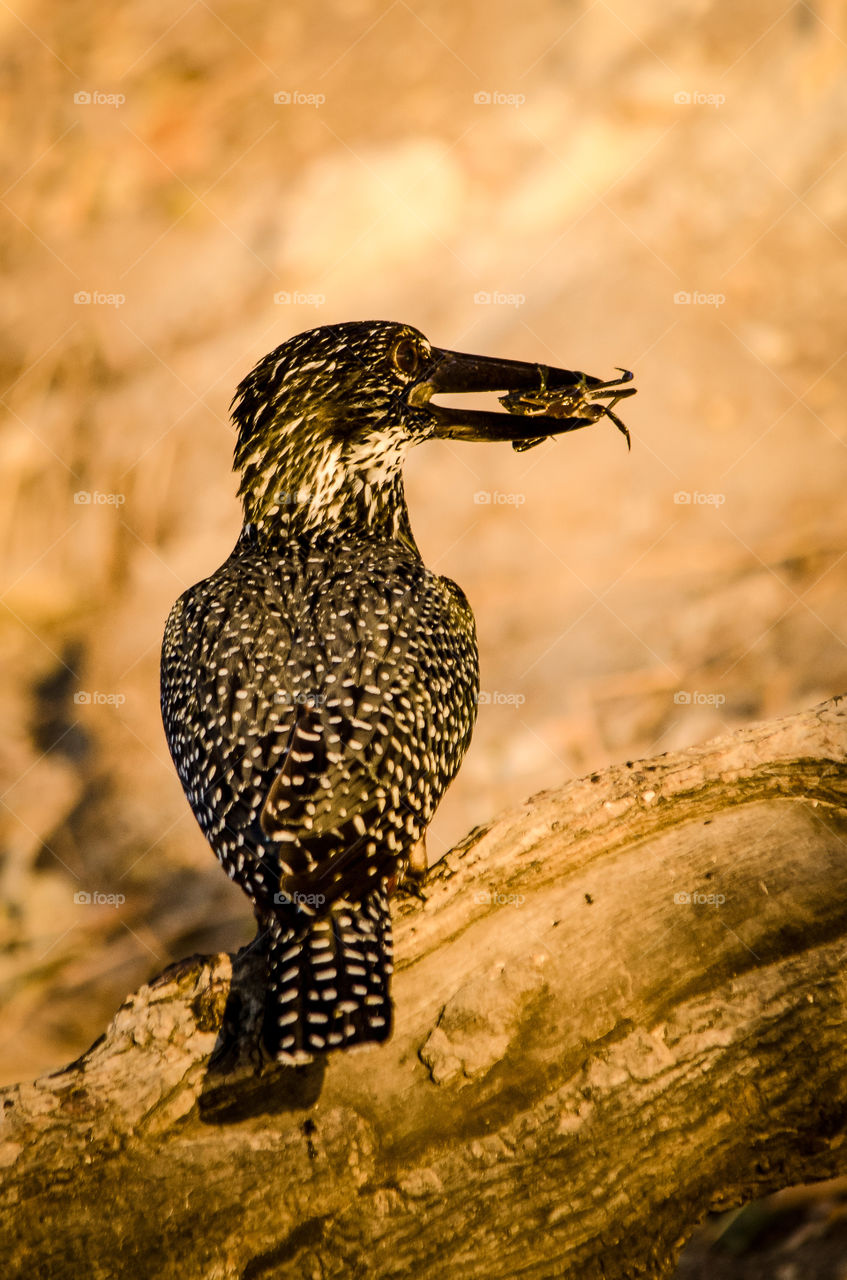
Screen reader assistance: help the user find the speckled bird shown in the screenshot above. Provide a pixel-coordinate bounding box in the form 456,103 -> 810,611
161,320 -> 635,1063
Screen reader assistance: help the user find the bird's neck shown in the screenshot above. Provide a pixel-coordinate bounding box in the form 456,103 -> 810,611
238,469 -> 420,556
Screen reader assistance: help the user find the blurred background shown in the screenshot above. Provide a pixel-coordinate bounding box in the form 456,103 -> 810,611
1,0 -> 846,1270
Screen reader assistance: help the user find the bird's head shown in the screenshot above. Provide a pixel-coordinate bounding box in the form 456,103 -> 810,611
231,320 -> 633,546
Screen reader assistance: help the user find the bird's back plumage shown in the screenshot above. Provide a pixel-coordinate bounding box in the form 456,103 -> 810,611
161,527 -> 477,1057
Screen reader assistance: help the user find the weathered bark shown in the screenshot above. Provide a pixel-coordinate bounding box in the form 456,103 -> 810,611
2,696 -> 846,1279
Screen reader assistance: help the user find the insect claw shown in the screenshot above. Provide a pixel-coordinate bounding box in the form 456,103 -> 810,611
605,408 -> 632,451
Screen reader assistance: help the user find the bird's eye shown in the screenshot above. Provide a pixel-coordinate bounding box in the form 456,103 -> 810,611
390,338 -> 423,379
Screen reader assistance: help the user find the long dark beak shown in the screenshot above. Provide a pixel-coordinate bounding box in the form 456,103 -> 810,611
408,347 -> 636,449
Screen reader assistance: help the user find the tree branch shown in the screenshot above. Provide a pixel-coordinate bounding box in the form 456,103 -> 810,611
3,696 -> 846,1279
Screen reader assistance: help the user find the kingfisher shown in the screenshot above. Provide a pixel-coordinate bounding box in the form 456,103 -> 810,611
160,320 -> 634,1063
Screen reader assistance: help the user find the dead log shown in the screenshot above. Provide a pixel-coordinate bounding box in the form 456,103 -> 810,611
2,695 -> 846,1279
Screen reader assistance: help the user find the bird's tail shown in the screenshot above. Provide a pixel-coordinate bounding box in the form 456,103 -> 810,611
262,887 -> 394,1062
